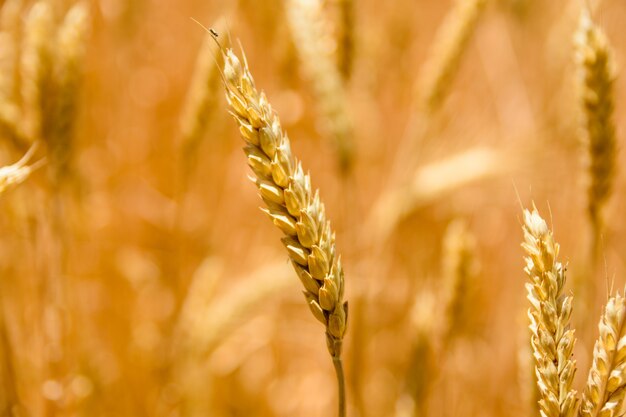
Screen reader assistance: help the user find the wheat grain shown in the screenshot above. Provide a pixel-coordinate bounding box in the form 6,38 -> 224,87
522,207 -> 578,417
285,0 -> 355,174
575,8 -> 616,262
580,292 -> 626,417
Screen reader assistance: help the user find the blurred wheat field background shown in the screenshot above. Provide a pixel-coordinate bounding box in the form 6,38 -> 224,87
2,0 -> 626,416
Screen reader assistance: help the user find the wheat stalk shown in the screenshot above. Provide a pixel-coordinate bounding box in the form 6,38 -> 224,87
522,207 -> 578,417
580,292 -> 626,417
216,35 -> 348,416
285,0 -> 355,174
575,8 -> 616,263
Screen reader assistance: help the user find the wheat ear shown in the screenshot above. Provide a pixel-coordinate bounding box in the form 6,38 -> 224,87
179,18 -> 227,183
441,219 -> 478,344
48,2 -> 89,183
285,0 -> 355,174
175,260 -> 293,356
336,0 -> 354,81
0,0 -> 23,105
217,37 -> 348,416
522,207 -> 578,417
418,0 -> 487,113
0,0 -> 24,150
21,0 -> 55,144
575,9 -> 616,262
580,292 -> 626,417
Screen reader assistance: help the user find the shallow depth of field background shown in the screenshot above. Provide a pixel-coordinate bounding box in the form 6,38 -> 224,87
2,0 -> 626,416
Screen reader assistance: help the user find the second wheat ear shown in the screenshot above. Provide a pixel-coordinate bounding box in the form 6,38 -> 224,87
213,33 -> 348,417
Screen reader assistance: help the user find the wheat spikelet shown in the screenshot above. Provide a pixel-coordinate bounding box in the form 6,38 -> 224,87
575,9 -> 616,260
285,0 -> 355,174
21,0 -> 55,144
418,0 -> 487,113
335,0 -> 354,81
50,1 -> 89,182
522,207 -> 578,417
580,292 -> 626,417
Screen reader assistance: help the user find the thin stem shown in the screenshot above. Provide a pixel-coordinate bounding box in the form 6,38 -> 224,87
333,356 -> 347,417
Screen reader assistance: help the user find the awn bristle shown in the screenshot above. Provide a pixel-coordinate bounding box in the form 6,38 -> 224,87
575,9 -> 617,261
522,208 -> 578,417
418,0 -> 487,113
285,0 -> 355,174
21,0 -> 55,144
219,40 -> 348,359
580,292 -> 626,417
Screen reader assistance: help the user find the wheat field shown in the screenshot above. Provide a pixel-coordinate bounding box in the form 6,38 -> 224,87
2,0 -> 626,416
